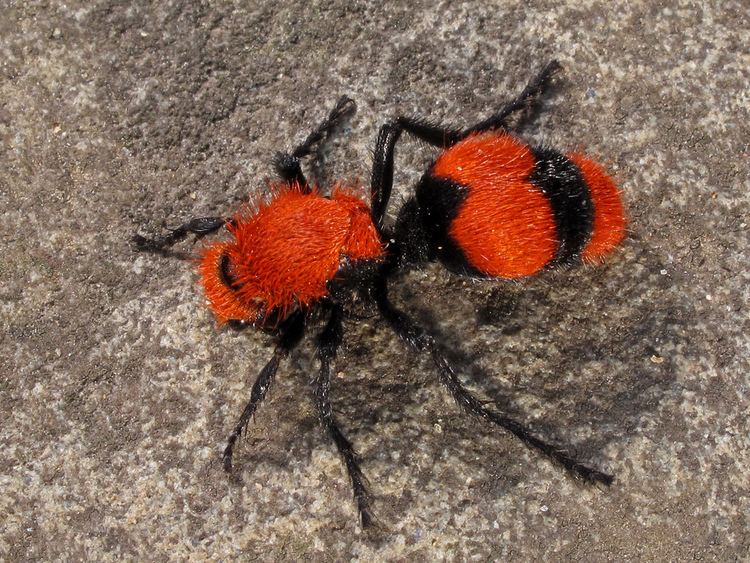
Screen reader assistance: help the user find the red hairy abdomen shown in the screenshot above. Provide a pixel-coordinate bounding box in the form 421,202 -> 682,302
199,185 -> 384,323
567,153 -> 626,262
432,133 -> 557,278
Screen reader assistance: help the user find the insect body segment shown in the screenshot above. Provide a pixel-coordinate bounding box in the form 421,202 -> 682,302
411,131 -> 625,278
199,184 -> 384,325
568,153 -> 627,262
425,132 -> 560,277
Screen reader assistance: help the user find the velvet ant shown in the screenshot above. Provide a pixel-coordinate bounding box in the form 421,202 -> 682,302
133,61 -> 625,528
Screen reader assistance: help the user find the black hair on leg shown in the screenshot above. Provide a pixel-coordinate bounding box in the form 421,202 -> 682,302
274,96 -> 357,190
222,310 -> 306,471
368,116 -> 460,237
393,116 -> 463,148
132,216 -> 228,253
313,305 -> 374,527
370,122 -> 402,229
373,276 -> 613,486
461,60 -> 563,137
371,60 -> 561,171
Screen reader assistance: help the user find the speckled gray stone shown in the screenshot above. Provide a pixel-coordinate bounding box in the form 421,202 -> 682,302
1,0 -> 748,560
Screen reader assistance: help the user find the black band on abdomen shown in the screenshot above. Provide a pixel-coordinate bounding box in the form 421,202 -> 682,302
415,175 -> 489,277
529,147 -> 593,265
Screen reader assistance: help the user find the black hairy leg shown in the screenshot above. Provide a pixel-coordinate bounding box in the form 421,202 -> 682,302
313,305 -> 374,527
372,276 -> 614,486
376,60 -> 562,161
393,116 -> 463,149
222,310 -> 306,471
274,95 -> 357,190
132,216 -> 228,253
370,122 -> 402,229
461,59 -> 562,137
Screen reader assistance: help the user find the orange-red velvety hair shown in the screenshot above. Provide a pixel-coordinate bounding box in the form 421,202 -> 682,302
433,133 -> 558,278
199,184 -> 384,324
567,153 -> 626,262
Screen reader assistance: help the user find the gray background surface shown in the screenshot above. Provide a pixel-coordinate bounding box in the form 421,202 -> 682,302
2,0 -> 748,560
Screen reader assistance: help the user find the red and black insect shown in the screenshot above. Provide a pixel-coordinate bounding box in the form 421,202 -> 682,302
133,61 -> 625,527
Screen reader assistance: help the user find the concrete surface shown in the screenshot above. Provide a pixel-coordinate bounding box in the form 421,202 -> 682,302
1,0 -> 748,560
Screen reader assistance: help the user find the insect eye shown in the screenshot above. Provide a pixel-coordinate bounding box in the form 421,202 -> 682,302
219,252 -> 242,291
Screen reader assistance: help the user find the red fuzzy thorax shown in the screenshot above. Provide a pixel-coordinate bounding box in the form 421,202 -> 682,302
199,184 -> 385,324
